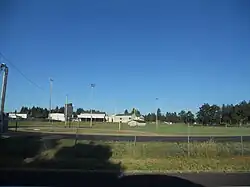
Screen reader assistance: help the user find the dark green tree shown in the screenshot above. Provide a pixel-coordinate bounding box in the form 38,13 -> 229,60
165,112 -> 180,123
59,107 -> 65,113
130,108 -> 141,116
196,103 -> 211,125
124,109 -> 129,115
156,108 -> 161,121
76,108 -> 84,115
20,107 -> 29,114
178,110 -> 187,123
186,111 -> 195,124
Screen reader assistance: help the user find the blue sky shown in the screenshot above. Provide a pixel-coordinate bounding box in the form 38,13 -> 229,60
0,0 -> 250,114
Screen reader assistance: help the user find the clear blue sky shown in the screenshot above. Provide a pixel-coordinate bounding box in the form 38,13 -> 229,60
0,0 -> 250,114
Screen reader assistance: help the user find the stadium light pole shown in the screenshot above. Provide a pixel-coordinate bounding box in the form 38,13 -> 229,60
65,94 -> 68,128
90,83 -> 95,128
186,108 -> 190,157
114,99 -> 117,115
156,97 -> 159,130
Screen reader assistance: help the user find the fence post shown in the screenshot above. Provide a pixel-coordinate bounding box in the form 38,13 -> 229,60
74,127 -> 79,147
241,135 -> 243,156
187,124 -> 190,157
15,110 -> 18,132
132,136 -> 137,158
15,120 -> 18,132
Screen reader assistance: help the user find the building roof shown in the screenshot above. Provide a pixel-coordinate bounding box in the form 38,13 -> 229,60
115,114 -> 132,117
77,113 -> 105,119
116,113 -> 142,117
49,113 -> 65,116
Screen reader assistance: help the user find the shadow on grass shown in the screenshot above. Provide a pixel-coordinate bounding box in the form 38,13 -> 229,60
0,135 -> 50,166
1,134 -> 206,186
0,134 -> 123,176
28,141 -> 123,174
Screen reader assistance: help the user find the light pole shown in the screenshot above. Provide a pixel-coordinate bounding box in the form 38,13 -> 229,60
90,83 -> 95,128
72,104 -> 79,128
65,94 -> 68,128
49,78 -> 53,125
114,99 -> 117,116
156,97 -> 159,130
187,121 -> 190,157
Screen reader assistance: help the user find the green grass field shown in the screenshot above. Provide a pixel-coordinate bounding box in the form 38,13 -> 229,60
5,120 -> 250,172
9,120 -> 250,136
1,136 -> 250,172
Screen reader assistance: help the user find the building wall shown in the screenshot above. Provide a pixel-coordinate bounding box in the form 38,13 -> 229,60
65,103 -> 73,117
107,114 -> 145,123
9,113 -> 27,119
107,115 -> 132,123
77,113 -> 106,122
49,113 -> 65,121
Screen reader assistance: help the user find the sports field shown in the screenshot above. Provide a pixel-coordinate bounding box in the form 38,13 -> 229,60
8,120 -> 250,136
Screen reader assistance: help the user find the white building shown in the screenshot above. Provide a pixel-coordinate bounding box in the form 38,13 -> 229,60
49,113 -> 65,122
77,113 -> 106,122
107,114 -> 145,123
9,113 -> 27,119
108,115 -> 132,123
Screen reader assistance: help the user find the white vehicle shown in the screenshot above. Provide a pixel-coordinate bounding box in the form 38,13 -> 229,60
128,120 -> 146,127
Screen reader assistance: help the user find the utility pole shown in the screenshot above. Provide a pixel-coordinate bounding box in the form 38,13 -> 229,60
49,78 -> 53,124
65,94 -> 68,128
90,83 -> 95,128
0,63 -> 8,133
188,119 -> 190,157
114,99 -> 117,116
156,97 -> 159,131
15,110 -> 18,132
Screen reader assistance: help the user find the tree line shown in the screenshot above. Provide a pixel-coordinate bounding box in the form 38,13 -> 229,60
14,100 -> 250,126
17,106 -> 105,118
143,108 -> 195,124
16,107 -> 140,119
142,100 -> 250,126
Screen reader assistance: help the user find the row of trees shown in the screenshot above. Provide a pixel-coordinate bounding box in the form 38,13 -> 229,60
196,101 -> 250,126
18,107 -> 140,119
142,101 -> 250,126
143,109 -> 195,124
123,108 -> 141,116
17,100 -> 250,126
75,108 -> 105,114
19,106 -> 50,118
18,106 -> 105,118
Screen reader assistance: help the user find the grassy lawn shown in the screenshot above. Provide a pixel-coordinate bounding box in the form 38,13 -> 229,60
9,120 -> 250,136
13,127 -> 159,136
1,136 -> 250,172
8,120 -> 64,127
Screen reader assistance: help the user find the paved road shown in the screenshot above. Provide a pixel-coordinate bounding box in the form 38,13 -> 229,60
0,169 -> 249,186
4,131 -> 250,142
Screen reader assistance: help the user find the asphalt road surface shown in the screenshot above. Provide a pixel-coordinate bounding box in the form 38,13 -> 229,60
4,131 -> 250,142
0,169 -> 249,187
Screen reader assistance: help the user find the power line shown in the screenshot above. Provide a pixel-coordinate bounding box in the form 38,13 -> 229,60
0,52 -> 44,90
